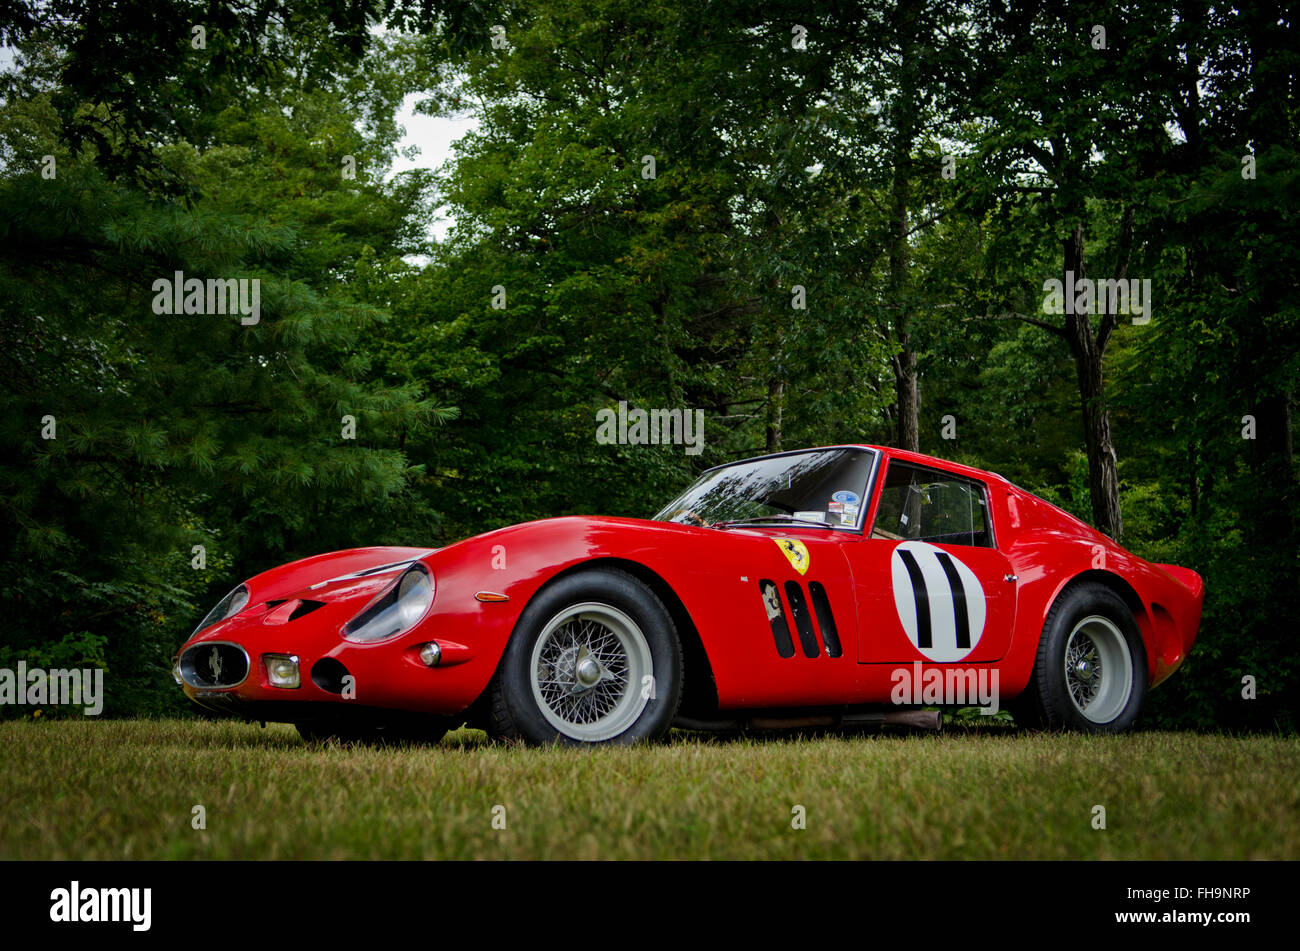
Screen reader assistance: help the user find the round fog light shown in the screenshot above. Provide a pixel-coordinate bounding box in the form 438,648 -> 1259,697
419,642 -> 442,667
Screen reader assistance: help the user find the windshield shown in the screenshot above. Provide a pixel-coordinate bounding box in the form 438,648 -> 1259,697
654,448 -> 878,529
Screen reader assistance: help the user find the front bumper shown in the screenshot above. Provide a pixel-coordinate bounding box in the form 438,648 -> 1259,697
176,548 -> 532,722
176,607 -> 479,720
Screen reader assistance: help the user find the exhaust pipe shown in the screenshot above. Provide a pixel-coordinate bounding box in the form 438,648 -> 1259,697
842,709 -> 943,731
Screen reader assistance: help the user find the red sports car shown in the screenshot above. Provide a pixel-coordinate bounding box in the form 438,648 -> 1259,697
175,445 -> 1204,744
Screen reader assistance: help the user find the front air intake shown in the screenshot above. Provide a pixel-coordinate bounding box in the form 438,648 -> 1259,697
180,642 -> 250,688
310,657 -> 351,694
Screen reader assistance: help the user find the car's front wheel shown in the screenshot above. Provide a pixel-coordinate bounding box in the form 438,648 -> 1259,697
1013,581 -> 1147,733
489,568 -> 683,745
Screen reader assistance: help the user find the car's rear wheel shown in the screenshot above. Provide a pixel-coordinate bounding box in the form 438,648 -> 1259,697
489,568 -> 682,745
1012,581 -> 1147,733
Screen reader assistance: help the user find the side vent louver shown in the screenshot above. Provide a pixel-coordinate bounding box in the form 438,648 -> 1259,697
783,581 -> 820,658
807,581 -> 842,657
758,580 -> 795,658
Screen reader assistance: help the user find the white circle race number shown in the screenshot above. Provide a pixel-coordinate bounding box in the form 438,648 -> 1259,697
890,541 -> 986,662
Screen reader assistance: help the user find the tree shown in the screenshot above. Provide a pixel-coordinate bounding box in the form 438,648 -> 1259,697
964,0 -> 1188,540
0,16 -> 452,715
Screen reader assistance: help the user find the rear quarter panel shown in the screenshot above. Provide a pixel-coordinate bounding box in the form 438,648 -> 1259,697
995,486 -> 1203,695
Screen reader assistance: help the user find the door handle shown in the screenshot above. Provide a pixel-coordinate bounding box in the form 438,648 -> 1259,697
1004,574 -> 1018,583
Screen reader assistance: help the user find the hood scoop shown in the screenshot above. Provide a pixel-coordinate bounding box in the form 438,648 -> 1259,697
261,599 -> 326,626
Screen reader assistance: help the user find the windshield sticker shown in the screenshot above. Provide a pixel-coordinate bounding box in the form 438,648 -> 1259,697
827,501 -> 844,513
794,511 -> 824,523
773,537 -> 810,575
831,490 -> 859,505
840,512 -> 856,526
890,541 -> 987,662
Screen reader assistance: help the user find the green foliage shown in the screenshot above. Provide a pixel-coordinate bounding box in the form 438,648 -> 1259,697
0,18 -> 454,716
0,0 -> 1295,728
0,629 -> 109,719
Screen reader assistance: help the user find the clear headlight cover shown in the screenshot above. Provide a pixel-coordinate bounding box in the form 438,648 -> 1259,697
264,653 -> 301,689
343,565 -> 434,643
193,584 -> 250,635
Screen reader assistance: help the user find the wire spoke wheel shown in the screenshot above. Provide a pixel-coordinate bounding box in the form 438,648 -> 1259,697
529,601 -> 652,742
1063,615 -> 1133,724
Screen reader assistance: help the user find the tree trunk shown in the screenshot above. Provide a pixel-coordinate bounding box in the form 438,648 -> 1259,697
893,350 -> 919,453
888,0 -> 920,453
765,375 -> 784,453
1247,394 -> 1294,546
1074,341 -> 1122,539
888,176 -> 917,451
1249,392 -> 1294,472
1062,223 -> 1123,539
1240,3 -> 1296,548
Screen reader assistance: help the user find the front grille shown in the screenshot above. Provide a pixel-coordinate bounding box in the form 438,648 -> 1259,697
180,642 -> 250,688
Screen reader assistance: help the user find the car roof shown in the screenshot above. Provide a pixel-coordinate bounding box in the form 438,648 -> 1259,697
704,444 -> 1011,487
862,445 -> 1012,486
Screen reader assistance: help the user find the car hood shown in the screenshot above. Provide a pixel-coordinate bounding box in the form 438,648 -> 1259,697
240,546 -> 436,607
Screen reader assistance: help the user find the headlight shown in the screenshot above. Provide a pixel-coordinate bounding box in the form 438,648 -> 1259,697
264,653 -> 300,688
193,584 -> 250,635
343,565 -> 434,643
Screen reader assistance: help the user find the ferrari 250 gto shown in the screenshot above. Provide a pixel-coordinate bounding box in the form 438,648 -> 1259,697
175,445 -> 1204,744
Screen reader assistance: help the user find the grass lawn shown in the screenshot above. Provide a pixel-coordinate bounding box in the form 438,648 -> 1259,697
1,719 -> 1296,860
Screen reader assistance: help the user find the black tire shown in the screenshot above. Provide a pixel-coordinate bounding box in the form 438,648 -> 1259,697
295,714 -> 449,747
489,567 -> 683,746
1013,581 -> 1148,733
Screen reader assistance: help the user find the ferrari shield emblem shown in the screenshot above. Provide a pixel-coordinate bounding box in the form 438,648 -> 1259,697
774,537 -> 810,575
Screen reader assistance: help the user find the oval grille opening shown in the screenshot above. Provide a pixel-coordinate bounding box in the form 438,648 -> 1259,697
180,643 -> 249,688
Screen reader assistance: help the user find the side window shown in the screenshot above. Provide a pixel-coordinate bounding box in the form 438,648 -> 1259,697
869,462 -> 993,548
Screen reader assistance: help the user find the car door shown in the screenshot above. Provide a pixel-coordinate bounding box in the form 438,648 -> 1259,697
845,461 -> 1017,664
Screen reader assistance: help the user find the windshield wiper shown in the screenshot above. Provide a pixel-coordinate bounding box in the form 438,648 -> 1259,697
712,515 -> 836,530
